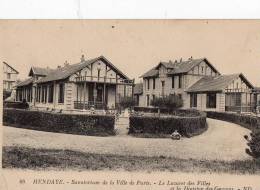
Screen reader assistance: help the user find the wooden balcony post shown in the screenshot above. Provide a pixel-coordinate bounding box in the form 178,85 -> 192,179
83,82 -> 86,110
94,82 -> 97,107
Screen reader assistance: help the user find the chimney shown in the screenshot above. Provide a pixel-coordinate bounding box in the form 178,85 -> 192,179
81,54 -> 85,62
180,58 -> 182,62
57,65 -> 61,69
174,60 -> 178,63
189,56 -> 193,61
64,60 -> 69,66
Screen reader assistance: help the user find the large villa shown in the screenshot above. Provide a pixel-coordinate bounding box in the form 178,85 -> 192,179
135,57 -> 259,114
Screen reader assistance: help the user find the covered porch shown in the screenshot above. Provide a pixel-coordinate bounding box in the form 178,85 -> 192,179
73,81 -> 133,110
225,90 -> 255,113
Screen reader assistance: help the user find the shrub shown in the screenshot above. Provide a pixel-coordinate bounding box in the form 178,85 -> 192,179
129,111 -> 207,137
206,111 -> 260,130
245,129 -> 260,159
133,107 -> 200,117
3,100 -> 29,109
151,94 -> 183,110
119,96 -> 136,109
3,108 -> 115,136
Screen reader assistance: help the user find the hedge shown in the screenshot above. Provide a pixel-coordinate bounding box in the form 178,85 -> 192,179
3,108 -> 115,136
133,106 -> 201,117
206,111 -> 260,130
129,111 -> 207,137
3,101 -> 29,109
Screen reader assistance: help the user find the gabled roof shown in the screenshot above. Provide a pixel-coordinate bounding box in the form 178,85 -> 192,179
3,62 -> 19,74
29,66 -> 55,77
133,83 -> 143,95
36,56 -> 130,84
140,58 -> 220,78
253,87 -> 260,93
186,73 -> 254,93
16,78 -> 34,87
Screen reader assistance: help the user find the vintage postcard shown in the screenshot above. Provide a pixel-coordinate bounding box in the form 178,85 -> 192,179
1,20 -> 260,190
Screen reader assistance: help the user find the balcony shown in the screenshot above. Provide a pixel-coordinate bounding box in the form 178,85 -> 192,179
75,76 -> 134,85
74,101 -> 107,110
225,106 -> 255,113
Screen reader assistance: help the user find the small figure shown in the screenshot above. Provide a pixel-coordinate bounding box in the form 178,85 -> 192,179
171,130 -> 181,140
90,106 -> 95,114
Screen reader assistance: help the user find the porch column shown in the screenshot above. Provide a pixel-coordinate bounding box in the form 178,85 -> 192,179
83,82 -> 86,110
53,81 -> 56,108
132,79 -> 135,100
103,83 -> 106,108
32,84 -> 36,106
94,82 -> 97,106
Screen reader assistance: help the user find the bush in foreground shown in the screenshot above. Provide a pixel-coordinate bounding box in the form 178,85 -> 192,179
3,108 -> 115,136
245,129 -> 260,159
129,111 -> 207,137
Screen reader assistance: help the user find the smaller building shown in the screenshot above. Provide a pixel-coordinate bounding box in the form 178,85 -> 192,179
15,55 -> 134,111
3,62 -> 19,91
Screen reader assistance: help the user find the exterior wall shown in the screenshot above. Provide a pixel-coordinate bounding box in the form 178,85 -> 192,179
3,63 -> 19,91
195,93 -> 225,112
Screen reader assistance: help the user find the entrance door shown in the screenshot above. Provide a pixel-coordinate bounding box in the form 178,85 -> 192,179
96,86 -> 103,102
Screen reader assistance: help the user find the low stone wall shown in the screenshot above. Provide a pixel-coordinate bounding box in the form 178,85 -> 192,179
3,108 -> 115,136
129,110 -> 207,137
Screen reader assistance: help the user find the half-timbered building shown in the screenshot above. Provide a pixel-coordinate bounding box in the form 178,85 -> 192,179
15,55 -> 134,111
139,57 -> 255,113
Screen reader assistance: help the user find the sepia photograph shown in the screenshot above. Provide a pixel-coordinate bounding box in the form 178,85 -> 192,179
1,20 -> 260,189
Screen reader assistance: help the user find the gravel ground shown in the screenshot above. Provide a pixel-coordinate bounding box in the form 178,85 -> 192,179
3,118 -> 251,161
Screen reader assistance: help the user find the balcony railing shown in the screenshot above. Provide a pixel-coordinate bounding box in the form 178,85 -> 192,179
74,101 -> 107,110
225,106 -> 255,113
75,76 -> 134,85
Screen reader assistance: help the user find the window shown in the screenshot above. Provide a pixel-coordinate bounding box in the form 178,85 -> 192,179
206,93 -> 216,108
190,93 -> 197,107
58,83 -> 64,103
172,76 -> 175,88
48,85 -> 54,103
201,66 -> 204,74
7,73 -> 11,79
161,81 -> 165,96
7,82 -> 11,90
178,75 -> 182,88
97,69 -> 100,81
146,95 -> 150,106
147,79 -> 150,90
153,78 -> 156,89
152,94 -> 155,101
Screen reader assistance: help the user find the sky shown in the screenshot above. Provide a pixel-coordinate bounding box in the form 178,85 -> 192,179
1,20 -> 260,86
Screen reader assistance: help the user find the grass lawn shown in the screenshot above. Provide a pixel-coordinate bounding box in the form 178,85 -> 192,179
3,146 -> 260,174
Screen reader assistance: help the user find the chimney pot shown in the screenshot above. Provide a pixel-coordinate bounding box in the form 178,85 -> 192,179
81,54 -> 85,62
64,60 -> 69,66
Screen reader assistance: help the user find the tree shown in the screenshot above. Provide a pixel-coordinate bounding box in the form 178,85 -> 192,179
119,96 -> 136,109
244,129 -> 260,159
150,94 -> 183,111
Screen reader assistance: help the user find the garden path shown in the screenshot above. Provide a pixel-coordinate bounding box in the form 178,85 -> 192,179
114,109 -> 130,136
3,118 -> 251,161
